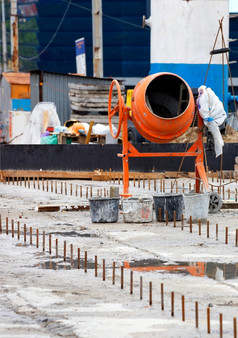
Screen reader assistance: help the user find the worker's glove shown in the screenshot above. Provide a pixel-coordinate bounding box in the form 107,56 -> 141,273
203,117 -> 214,122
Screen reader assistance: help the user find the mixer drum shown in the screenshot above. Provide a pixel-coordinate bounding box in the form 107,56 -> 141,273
131,72 -> 195,143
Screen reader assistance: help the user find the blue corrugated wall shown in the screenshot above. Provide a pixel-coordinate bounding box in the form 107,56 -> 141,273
18,0 -> 150,78
2,1 -> 237,86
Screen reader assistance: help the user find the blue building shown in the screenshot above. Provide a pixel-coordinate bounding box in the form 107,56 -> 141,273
1,1 -> 237,96
17,0 -> 150,84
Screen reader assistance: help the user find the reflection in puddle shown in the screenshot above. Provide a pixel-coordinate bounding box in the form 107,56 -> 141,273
124,260 -> 238,280
36,258 -> 95,270
36,256 -> 238,280
16,243 -> 30,247
49,231 -> 98,238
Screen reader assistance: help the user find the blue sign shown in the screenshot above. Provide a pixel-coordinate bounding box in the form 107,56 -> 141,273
75,38 -> 86,75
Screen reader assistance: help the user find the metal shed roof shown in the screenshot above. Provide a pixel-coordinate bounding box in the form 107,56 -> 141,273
2,72 -> 30,85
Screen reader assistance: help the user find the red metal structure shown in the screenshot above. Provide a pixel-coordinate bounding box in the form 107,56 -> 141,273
108,72 -> 209,197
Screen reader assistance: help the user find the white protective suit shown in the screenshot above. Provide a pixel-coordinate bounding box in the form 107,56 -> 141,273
196,86 -> 227,157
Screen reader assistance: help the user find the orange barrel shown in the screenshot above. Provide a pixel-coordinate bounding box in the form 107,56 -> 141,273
131,72 -> 195,143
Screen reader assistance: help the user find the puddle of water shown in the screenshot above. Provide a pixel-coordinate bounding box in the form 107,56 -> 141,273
54,223 -> 74,227
36,258 -> 95,270
124,259 -> 238,280
49,231 -> 98,238
16,243 -> 30,247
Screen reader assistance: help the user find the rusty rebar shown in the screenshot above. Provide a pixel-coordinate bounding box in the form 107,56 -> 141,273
220,313 -> 223,338
140,276 -> 143,300
182,295 -> 185,321
112,262 -> 115,285
121,266 -> 124,289
130,271 -> 133,295
77,248 -> 80,269
171,291 -> 174,317
24,224 -> 26,243
234,318 -> 237,338
64,241 -> 66,262
103,259 -> 105,281
195,301 -> 199,328
56,239 -> 58,258
84,251 -> 87,273
94,256 -> 98,277
30,227 -> 32,244
207,220 -> 210,238
36,229 -> 39,248
17,221 -> 20,240
161,283 -> 164,310
149,282 -> 152,306
11,219 -> 14,238
207,307 -> 211,334
42,231 -> 45,251
49,234 -> 52,254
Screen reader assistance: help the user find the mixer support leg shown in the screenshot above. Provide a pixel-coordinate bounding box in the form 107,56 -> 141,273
195,162 -> 210,193
195,166 -> 200,193
121,112 -> 132,198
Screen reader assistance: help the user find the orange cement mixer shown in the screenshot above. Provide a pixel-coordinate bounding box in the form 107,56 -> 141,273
108,72 -> 209,197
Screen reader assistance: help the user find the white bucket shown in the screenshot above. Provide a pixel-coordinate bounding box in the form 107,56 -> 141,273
184,193 -> 210,223
122,198 -> 153,223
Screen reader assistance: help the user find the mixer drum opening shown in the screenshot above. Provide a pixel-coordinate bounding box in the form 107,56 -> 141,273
131,72 -> 195,143
145,74 -> 189,119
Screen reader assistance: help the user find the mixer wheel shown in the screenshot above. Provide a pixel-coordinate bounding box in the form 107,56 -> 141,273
128,126 -> 145,143
209,192 -> 223,213
108,79 -> 124,139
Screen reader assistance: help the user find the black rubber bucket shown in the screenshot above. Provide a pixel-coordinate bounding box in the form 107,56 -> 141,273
89,197 -> 120,223
153,193 -> 184,221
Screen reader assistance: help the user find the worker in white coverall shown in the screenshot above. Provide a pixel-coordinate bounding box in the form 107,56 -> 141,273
196,85 -> 227,157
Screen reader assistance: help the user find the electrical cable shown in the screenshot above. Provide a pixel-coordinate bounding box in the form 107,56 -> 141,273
19,0 -> 72,61
61,0 -> 150,30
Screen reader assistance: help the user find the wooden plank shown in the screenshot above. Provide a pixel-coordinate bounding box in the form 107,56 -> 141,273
70,104 -> 108,112
164,171 -> 184,178
68,83 -> 125,91
221,201 -> 238,209
1,169 -> 202,181
37,205 -> 61,212
69,89 -> 120,97
69,96 -> 116,104
70,102 -> 111,108
70,114 -> 109,122
0,170 -> 96,179
36,204 -> 90,212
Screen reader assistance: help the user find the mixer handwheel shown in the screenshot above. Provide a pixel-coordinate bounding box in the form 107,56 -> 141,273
108,79 -> 124,139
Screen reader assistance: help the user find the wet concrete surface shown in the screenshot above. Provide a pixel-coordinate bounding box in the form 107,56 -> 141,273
0,179 -> 238,337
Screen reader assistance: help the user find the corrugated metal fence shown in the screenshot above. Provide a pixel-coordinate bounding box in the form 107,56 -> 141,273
30,71 -> 118,124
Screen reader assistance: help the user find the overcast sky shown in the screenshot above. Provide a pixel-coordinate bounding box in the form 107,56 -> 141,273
230,0 -> 238,13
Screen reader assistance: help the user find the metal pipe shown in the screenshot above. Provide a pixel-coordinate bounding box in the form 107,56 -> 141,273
92,0 -> 103,77
1,0 -> 8,71
10,0 -> 19,72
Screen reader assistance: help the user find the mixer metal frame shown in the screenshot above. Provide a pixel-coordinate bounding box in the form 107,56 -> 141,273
108,79 -> 209,198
